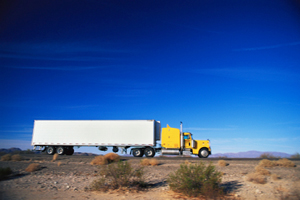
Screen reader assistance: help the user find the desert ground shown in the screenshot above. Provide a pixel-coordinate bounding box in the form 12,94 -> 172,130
0,154 -> 299,200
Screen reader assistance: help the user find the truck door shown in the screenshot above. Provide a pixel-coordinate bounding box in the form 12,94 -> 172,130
184,133 -> 192,149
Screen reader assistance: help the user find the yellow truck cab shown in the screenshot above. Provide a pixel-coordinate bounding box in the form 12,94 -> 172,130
161,123 -> 211,158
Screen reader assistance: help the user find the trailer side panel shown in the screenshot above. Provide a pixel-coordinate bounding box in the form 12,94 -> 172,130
32,120 -> 160,147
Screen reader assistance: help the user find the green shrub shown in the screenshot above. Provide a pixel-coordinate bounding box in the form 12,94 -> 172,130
167,162 -> 223,198
0,167 -> 12,180
91,161 -> 146,191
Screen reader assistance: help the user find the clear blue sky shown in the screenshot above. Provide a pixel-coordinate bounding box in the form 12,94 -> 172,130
1,0 -> 300,155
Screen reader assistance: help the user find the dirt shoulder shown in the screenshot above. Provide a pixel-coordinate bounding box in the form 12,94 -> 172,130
1,155 -> 300,200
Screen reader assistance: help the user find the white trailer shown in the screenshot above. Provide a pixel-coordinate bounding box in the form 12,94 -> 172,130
32,120 -> 161,156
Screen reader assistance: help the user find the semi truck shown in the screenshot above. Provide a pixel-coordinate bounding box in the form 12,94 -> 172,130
31,120 -> 211,158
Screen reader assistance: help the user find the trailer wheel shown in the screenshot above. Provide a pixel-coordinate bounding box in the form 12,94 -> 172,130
145,148 -> 155,157
56,146 -> 65,155
198,148 -> 209,158
46,146 -> 55,155
132,148 -> 144,157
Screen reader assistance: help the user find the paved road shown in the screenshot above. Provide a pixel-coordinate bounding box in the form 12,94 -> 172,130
13,153 -> 300,162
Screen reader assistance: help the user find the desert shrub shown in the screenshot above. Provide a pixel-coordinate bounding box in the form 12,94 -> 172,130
90,161 -> 146,191
0,167 -> 12,180
167,162 -> 223,198
21,149 -> 35,154
52,153 -> 58,162
291,152 -> 300,159
255,165 -> 271,176
149,158 -> 159,166
90,155 -> 108,165
11,154 -> 22,161
140,158 -> 159,166
218,160 -> 228,167
271,174 -> 280,181
25,163 -> 41,172
276,158 -> 296,167
258,159 -> 276,167
218,156 -> 228,159
184,160 -> 191,165
246,173 -> 266,184
104,153 -> 120,163
258,159 -> 295,168
1,154 -> 11,161
259,153 -> 280,159
140,158 -> 150,166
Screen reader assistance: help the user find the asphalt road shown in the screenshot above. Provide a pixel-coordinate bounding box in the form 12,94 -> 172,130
12,153 -> 300,162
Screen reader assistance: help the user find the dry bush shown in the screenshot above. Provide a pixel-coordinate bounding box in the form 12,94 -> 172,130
218,156 -> 228,159
140,158 -> 150,166
140,158 -> 159,166
52,153 -> 58,162
218,160 -> 228,167
149,158 -> 159,166
57,162 -> 62,167
259,153 -> 280,159
11,154 -> 22,161
271,174 -> 280,181
25,163 -> 41,172
291,152 -> 300,159
91,155 -> 108,165
104,153 -> 120,163
246,172 -> 266,184
1,154 -> 11,161
184,160 -> 191,165
255,165 -> 271,176
258,159 -> 276,167
259,158 -> 296,168
276,158 -> 296,167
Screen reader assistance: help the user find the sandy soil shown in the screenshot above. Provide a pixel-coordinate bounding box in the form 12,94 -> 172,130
1,154 -> 300,200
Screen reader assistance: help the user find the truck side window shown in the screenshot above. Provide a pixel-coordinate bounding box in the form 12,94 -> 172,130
184,135 -> 189,139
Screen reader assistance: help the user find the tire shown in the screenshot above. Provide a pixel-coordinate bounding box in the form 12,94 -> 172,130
46,146 -> 56,155
198,148 -> 209,158
65,148 -> 74,155
56,146 -> 65,155
132,148 -> 144,157
144,148 -> 155,157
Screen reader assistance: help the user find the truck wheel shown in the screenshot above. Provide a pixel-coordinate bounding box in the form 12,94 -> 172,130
145,148 -> 155,157
46,146 -> 55,155
66,147 -> 74,155
56,146 -> 65,155
133,148 -> 144,157
198,148 -> 209,158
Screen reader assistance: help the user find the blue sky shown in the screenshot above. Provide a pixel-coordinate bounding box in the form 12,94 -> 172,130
1,0 -> 300,155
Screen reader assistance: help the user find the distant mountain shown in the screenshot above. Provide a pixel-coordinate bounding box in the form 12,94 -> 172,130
0,147 -> 22,154
210,151 -> 291,158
